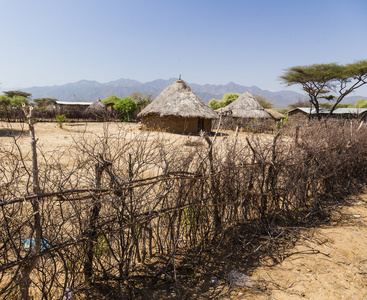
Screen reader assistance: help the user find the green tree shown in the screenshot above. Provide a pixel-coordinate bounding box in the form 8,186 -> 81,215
11,96 -> 29,107
55,114 -> 67,128
254,94 -> 273,109
208,98 -> 223,110
319,102 -> 332,108
355,99 -> 367,108
0,94 -> 28,121
113,97 -> 138,121
222,92 -> 240,106
0,95 -> 11,120
280,60 -> 367,119
3,90 -> 32,99
102,95 -> 121,105
209,93 -> 241,110
0,95 -> 11,107
337,103 -> 354,108
1,92 -> 30,107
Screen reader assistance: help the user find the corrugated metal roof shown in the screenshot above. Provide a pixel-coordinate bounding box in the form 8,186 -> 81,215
286,107 -> 314,114
287,107 -> 367,115
56,101 -> 93,106
319,108 -> 367,114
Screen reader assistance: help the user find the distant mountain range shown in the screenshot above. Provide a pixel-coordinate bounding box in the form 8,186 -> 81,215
14,78 -> 367,108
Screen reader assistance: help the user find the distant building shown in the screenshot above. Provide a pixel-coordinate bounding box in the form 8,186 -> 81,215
287,107 -> 367,122
52,101 -> 93,119
286,107 -> 313,123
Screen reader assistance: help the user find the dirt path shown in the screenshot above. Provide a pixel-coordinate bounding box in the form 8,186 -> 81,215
220,196 -> 367,299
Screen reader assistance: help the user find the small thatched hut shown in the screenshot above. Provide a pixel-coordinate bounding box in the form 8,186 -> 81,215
219,91 -> 272,119
217,91 -> 272,131
138,79 -> 217,134
265,109 -> 286,121
84,99 -> 107,119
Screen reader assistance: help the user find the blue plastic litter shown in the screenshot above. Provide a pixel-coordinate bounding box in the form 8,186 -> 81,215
21,238 -> 50,250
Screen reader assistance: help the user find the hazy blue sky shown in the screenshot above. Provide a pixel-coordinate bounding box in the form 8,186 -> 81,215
1,0 -> 367,95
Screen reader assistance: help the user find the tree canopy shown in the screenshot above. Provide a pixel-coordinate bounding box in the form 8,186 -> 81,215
0,94 -> 29,107
0,95 -> 11,107
102,95 -> 121,105
222,93 -> 241,106
113,97 -> 138,121
208,99 -> 222,110
3,90 -> 32,99
208,93 -> 240,110
355,99 -> 367,108
280,60 -> 367,118
11,96 -> 29,107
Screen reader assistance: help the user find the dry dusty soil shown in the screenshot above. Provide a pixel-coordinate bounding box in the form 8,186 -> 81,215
221,198 -> 367,300
1,121 -> 367,299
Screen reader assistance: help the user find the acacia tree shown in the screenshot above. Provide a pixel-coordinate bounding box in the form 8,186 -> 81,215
280,60 -> 367,119
3,90 -> 32,99
0,94 -> 30,121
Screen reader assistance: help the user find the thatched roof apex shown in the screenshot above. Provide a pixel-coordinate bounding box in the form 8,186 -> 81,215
138,79 -> 217,119
219,91 -> 272,119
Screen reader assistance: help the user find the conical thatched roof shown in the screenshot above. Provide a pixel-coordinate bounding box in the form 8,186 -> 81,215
85,99 -> 106,115
265,109 -> 286,120
138,79 -> 217,119
218,91 -> 272,119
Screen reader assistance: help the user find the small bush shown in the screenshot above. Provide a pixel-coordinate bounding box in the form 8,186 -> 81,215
55,114 -> 67,128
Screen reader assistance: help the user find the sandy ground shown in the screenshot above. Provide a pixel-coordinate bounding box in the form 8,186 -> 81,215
1,122 -> 367,299
230,198 -> 367,300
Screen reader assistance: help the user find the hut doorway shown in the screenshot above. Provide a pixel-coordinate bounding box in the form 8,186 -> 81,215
198,118 -> 204,132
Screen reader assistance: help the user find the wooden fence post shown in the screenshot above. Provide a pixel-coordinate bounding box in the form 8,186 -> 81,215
18,104 -> 42,300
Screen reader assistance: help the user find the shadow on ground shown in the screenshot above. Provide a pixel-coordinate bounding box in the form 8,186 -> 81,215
0,128 -> 27,137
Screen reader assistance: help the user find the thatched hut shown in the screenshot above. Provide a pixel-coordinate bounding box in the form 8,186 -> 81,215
217,91 -> 272,131
219,91 -> 272,119
84,99 -> 107,119
265,109 -> 286,121
138,79 -> 217,134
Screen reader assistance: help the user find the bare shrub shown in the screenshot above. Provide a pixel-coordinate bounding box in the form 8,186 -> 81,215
1,117 -> 367,299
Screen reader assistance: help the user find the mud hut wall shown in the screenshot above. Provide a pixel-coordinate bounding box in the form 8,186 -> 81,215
142,115 -> 211,134
56,104 -> 88,119
217,116 -> 274,132
287,111 -> 309,125
203,119 -> 212,132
